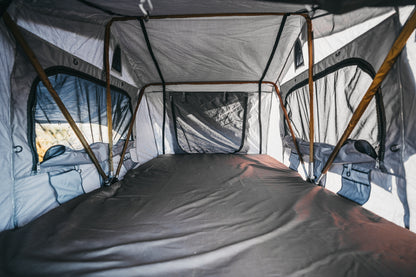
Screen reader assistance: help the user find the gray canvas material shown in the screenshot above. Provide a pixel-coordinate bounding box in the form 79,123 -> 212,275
1,154 -> 416,277
3,28 -> 138,228
0,22 -> 16,230
280,14 -> 415,227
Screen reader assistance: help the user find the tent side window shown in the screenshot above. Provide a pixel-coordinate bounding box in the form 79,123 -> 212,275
28,68 -> 132,165
284,61 -> 385,160
170,91 -> 248,154
294,38 -> 304,69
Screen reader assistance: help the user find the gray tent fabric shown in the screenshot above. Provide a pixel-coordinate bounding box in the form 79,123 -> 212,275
111,15 -> 302,88
28,0 -> 410,17
1,24 -> 138,227
142,84 -> 274,156
1,155 -> 416,277
0,19 -> 15,231
279,14 -> 414,228
260,0 -> 415,13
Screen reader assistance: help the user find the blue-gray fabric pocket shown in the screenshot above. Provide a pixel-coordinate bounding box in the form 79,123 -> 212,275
49,169 -> 83,204
338,164 -> 371,205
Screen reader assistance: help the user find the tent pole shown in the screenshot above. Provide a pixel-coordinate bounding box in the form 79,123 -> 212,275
146,12 -> 306,19
274,86 -> 309,177
95,13 -> 309,28
258,14 -> 288,154
315,8 -> 416,185
115,87 -> 146,178
304,15 -> 315,181
104,20 -> 114,179
2,12 -> 108,181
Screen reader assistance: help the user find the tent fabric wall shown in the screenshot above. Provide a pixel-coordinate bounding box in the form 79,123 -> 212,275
7,2 -> 139,88
10,28 -> 137,179
403,54 -> 416,230
398,6 -> 416,231
0,21 -> 16,230
280,14 -> 414,228
8,3 -> 106,75
13,141 -> 136,227
3,24 -> 138,228
266,92 -> 284,162
136,83 -> 276,159
281,10 -> 396,85
133,95 -> 159,164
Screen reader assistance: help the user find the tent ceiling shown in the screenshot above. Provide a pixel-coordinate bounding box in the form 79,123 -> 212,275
63,0 -> 413,16
7,1 -> 405,41
111,15 -> 303,86
10,0 -> 414,19
262,0 -> 416,14
77,0 -> 307,16
6,0 -> 399,89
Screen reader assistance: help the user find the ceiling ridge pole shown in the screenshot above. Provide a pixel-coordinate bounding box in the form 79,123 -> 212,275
138,17 -> 167,154
315,8 -> 416,185
2,12 -> 108,181
258,14 -> 288,154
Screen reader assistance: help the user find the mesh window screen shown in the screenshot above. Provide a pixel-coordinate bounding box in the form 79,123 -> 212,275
171,92 -> 248,153
30,70 -> 132,162
294,38 -> 304,69
285,65 -> 380,148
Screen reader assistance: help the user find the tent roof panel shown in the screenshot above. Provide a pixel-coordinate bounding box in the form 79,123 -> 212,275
112,15 -> 302,86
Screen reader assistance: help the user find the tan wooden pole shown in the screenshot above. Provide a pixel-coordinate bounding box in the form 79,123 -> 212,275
115,88 -> 145,178
304,15 -> 315,181
104,21 -> 114,178
274,86 -> 308,177
3,12 -> 108,181
315,9 -> 416,185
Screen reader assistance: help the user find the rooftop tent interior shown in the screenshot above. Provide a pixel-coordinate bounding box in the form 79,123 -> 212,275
1,0 -> 416,276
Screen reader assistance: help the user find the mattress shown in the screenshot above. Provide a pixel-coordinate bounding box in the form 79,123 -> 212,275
1,154 -> 416,277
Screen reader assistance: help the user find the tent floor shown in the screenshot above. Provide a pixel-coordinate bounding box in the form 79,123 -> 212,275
1,154 -> 416,276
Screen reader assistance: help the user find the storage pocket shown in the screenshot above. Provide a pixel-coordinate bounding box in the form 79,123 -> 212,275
338,164 -> 371,205
289,152 -> 300,171
49,169 -> 84,204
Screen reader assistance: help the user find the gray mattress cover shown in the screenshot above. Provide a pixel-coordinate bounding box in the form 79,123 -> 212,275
1,154 -> 416,277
